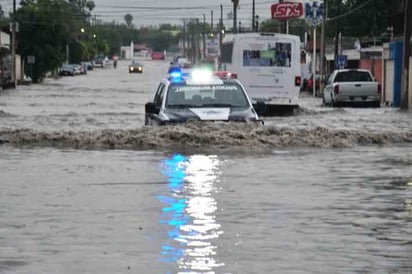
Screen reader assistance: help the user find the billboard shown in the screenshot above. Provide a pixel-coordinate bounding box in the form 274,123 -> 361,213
270,1 -> 325,26
271,1 -> 304,20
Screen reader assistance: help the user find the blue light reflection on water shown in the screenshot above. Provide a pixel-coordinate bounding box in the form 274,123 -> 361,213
158,153 -> 224,273
158,154 -> 189,263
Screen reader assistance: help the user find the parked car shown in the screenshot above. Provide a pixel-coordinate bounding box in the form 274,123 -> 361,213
322,69 -> 381,107
75,64 -> 87,75
94,56 -> 107,68
81,61 -> 94,70
59,64 -> 76,76
306,73 -> 321,92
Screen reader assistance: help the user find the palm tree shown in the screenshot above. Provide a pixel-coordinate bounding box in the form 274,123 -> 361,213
86,1 -> 95,12
124,13 -> 133,28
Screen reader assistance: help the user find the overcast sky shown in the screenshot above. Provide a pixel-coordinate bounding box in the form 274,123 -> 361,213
0,0 -> 276,28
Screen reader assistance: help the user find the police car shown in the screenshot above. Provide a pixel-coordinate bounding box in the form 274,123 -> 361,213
144,68 -> 262,125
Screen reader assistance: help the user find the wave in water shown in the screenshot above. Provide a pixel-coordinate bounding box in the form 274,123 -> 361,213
1,122 -> 412,151
0,110 -> 17,118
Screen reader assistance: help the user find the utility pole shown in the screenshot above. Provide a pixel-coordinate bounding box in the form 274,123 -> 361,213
211,10 -> 214,31
255,15 -> 259,32
219,4 -> 224,59
221,4 -> 223,30
11,0 -> 17,87
252,0 -> 255,32
334,0 -> 340,69
319,1 -> 326,94
197,18 -> 201,63
183,19 -> 186,57
203,14 -> 206,60
401,0 -> 411,109
279,0 -> 287,33
232,0 -> 239,33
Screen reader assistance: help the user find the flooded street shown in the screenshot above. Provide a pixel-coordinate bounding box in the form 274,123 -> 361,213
1,60 -> 412,273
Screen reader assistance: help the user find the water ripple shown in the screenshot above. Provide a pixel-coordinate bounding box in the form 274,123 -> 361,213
1,123 -> 411,151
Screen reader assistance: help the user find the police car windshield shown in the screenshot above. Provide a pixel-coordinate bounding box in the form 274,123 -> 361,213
166,83 -> 249,108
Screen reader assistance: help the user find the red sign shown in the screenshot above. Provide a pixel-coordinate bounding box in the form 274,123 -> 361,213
271,2 -> 304,20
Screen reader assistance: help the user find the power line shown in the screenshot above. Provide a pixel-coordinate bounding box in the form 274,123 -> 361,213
326,0 -> 374,22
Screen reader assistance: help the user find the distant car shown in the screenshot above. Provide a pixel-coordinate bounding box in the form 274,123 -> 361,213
129,60 -> 143,73
151,52 -> 165,60
81,61 -> 94,70
306,73 -> 321,92
59,64 -> 76,76
144,68 -> 262,125
94,56 -> 105,68
323,69 -> 381,107
74,64 -> 87,75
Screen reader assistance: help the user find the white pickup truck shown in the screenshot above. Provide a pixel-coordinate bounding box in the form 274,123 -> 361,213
322,69 -> 381,107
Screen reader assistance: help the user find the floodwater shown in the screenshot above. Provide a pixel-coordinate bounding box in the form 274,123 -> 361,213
1,60 -> 412,274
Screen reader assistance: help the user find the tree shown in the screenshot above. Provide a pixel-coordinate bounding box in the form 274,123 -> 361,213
326,0 -> 402,40
85,1 -> 95,11
124,13 -> 133,28
263,0 -> 402,44
16,0 -> 94,82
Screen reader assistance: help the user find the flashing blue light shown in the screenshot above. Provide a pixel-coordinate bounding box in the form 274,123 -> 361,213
168,67 -> 183,82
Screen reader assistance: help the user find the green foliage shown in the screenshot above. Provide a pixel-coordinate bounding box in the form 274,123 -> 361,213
325,0 -> 401,39
91,23 -> 140,56
16,0 -> 76,82
14,0 -> 137,82
140,29 -> 178,52
260,0 -> 401,42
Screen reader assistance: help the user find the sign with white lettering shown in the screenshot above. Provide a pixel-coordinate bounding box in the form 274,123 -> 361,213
271,2 -> 304,20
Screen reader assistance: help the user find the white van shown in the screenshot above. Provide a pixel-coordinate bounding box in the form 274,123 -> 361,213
220,32 -> 301,115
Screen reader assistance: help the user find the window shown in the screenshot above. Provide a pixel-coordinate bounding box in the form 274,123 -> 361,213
334,71 -> 372,82
154,83 -> 166,108
243,42 -> 292,67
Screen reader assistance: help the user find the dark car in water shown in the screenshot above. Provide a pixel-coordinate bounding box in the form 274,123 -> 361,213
128,60 -> 143,73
